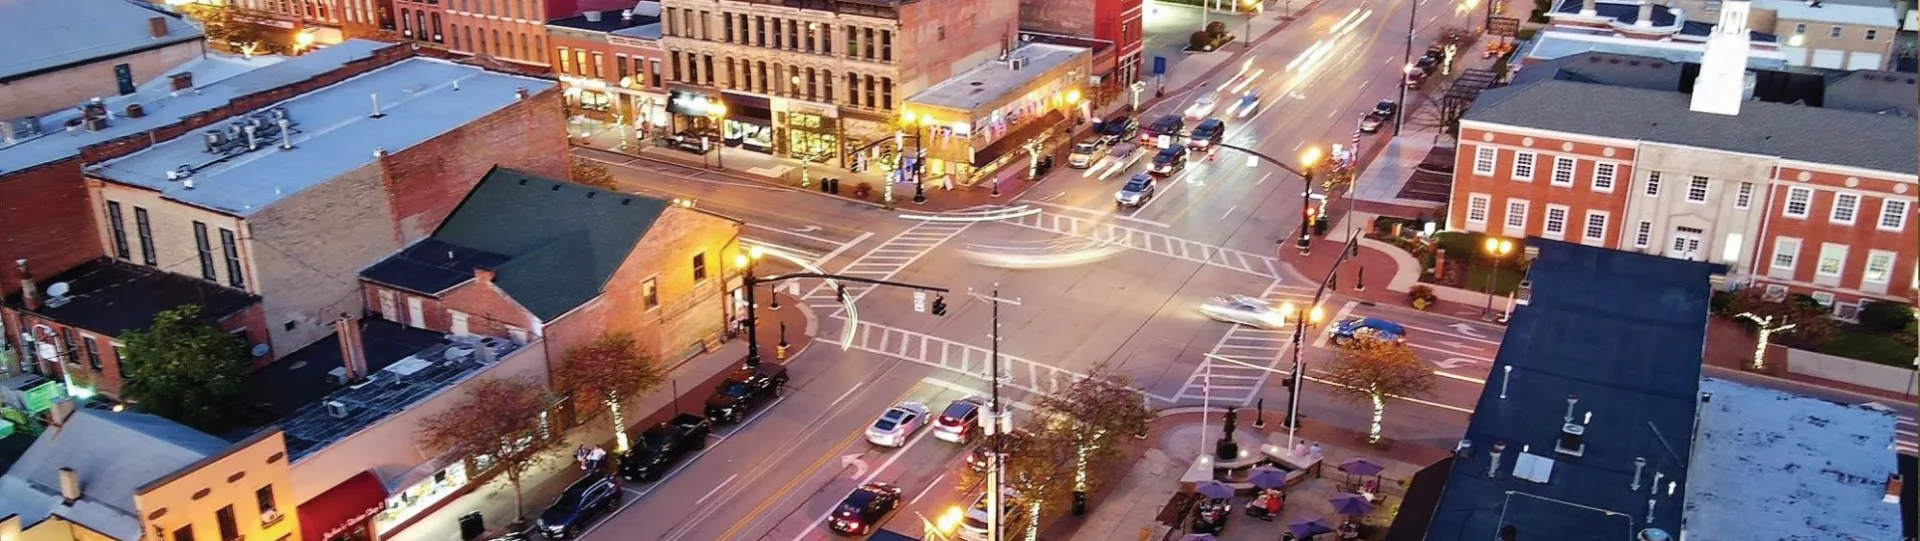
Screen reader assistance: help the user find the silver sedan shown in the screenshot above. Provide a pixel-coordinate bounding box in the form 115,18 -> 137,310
865,402 -> 930,448
1199,295 -> 1290,329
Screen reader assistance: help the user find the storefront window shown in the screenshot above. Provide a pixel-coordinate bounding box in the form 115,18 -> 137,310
725,119 -> 773,152
576,90 -> 613,113
374,462 -> 470,532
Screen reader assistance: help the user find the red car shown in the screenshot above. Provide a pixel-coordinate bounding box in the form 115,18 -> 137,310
933,398 -> 986,443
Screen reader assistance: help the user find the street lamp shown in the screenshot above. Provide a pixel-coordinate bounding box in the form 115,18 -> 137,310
1297,147 -> 1323,255
903,112 -> 927,204
734,246 -> 765,368
1481,237 -> 1514,321
708,103 -> 728,170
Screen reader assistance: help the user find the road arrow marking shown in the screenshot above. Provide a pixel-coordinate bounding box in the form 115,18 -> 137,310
791,225 -> 822,233
1436,339 -> 1482,352
1449,323 -> 1488,339
841,454 -> 870,478
1435,357 -> 1481,370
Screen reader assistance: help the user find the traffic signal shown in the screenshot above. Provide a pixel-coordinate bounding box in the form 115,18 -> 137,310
1328,273 -> 1339,291
835,285 -> 847,302
931,295 -> 948,316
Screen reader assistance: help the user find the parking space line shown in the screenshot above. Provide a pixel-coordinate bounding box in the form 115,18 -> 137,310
1397,323 -> 1502,345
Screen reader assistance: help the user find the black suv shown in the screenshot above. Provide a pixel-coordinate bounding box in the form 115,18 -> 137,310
1096,115 -> 1138,144
829,482 -> 904,535
1188,118 -> 1225,150
1150,146 -> 1189,175
537,475 -> 619,539
705,364 -> 789,424
620,413 -> 712,482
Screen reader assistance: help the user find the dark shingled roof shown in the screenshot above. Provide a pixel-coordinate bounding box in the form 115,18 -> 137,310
1416,240 -> 1714,541
1465,79 -> 1919,174
4,257 -> 259,337
426,167 -> 668,321
360,238 -> 511,296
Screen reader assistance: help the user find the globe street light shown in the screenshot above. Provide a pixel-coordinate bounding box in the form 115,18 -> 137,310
1481,237 -> 1514,321
708,103 -> 728,170
735,246 -> 765,367
1296,147 -> 1323,255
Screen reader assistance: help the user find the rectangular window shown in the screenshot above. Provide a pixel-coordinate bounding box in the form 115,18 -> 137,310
1794,22 -> 1806,34
83,337 -> 100,370
1878,199 -> 1908,231
1591,162 -> 1616,192
1466,194 -> 1490,224
1504,199 -> 1528,230
1512,151 -> 1535,181
1633,221 -> 1652,248
1721,233 -> 1743,263
1543,205 -> 1569,239
1830,192 -> 1859,225
1472,146 -> 1496,175
643,278 -> 659,309
1829,25 -> 1842,38
616,54 -> 629,82
1863,250 -> 1895,284
1734,181 -> 1754,209
1865,29 -> 1878,40
1583,211 -> 1608,243
823,25 -> 832,53
134,207 -> 156,266
194,221 -> 216,281
881,29 -> 892,61
649,59 -> 662,87
1550,157 -> 1575,186
1816,243 -> 1847,277
60,329 -> 75,365
174,526 -> 195,541
106,202 -> 130,260
591,52 -> 604,79
1644,171 -> 1661,197
692,252 -> 707,282
1784,187 -> 1813,218
557,47 -> 571,74
256,485 -> 278,515
220,229 -> 244,289
1685,176 -> 1710,203
217,505 -> 239,541
1771,237 -> 1800,270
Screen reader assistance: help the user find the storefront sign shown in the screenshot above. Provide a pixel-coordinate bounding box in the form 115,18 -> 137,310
669,91 -> 718,117
324,504 -> 382,540
299,471 -> 390,541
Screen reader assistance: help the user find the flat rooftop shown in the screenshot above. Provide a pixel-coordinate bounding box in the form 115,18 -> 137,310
3,257 -> 258,336
0,0 -> 204,82
90,56 -> 556,216
1421,240 -> 1717,541
1684,377 -> 1903,541
0,41 -> 385,174
907,43 -> 1089,112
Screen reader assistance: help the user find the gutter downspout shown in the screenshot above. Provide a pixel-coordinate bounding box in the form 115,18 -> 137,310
1745,167 -> 1784,283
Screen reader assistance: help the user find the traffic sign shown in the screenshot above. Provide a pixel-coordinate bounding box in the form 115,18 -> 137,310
914,291 -> 927,313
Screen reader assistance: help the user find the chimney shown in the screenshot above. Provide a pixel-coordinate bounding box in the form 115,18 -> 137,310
148,17 -> 168,39
622,9 -> 635,26
1636,1 -> 1655,26
474,266 -> 496,286
1887,474 -> 1904,504
57,467 -> 81,505
1581,0 -> 1598,15
278,119 -> 294,149
1690,0 -> 1754,116
515,86 -> 530,100
1487,441 -> 1507,478
126,103 -> 146,118
17,259 -> 40,311
170,72 -> 194,91
336,315 -> 369,382
585,10 -> 603,22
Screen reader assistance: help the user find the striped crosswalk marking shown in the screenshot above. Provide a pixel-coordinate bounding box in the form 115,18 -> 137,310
994,211 -> 1282,279
1171,283 -> 1320,406
1898,416 -> 1916,457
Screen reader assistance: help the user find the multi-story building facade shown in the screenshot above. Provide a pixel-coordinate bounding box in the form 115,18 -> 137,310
549,9 -> 672,141
1017,0 -> 1143,106
1752,0 -> 1902,69
656,0 -> 1019,166
1526,0 -> 1791,69
1451,0 -> 1918,315
214,0 -> 394,51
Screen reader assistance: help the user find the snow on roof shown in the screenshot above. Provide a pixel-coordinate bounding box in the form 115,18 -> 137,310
1683,377 -> 1904,541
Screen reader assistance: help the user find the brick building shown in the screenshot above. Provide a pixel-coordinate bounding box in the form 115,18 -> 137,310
191,0 -> 394,52
549,8 -> 672,142
1450,0 -> 1917,315
0,40 -> 565,399
1016,0 -> 1143,107
397,0 -> 640,68
1,0 -> 206,121
359,168 -> 744,382
656,0 -> 1021,167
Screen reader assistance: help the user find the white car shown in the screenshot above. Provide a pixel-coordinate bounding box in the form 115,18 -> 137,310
1184,94 -> 1218,119
1199,295 -> 1289,329
865,402 -> 930,447
957,488 -> 1024,541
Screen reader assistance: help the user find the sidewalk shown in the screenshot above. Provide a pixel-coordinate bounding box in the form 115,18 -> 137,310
1702,318 -> 1916,403
381,289 -> 814,541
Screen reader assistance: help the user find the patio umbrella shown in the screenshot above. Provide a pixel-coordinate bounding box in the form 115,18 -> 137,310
1288,518 -> 1337,538
1193,480 -> 1235,500
1338,458 -> 1386,477
1329,492 -> 1377,516
1247,466 -> 1290,490
1178,535 -> 1220,541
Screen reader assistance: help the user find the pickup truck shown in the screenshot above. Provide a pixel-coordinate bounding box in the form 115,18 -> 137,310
619,413 -> 711,482
705,364 -> 789,424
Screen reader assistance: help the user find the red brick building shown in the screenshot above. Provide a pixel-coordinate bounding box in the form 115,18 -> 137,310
359,168 -> 745,385
1017,0 -> 1143,107
548,9 -> 672,141
1449,2 -> 1916,316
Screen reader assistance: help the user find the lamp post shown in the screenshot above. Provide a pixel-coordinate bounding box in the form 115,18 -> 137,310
1283,298 -> 1326,435
904,112 -> 927,204
1481,237 -> 1514,321
708,103 -> 728,170
1296,147 -> 1322,255
734,247 -> 765,368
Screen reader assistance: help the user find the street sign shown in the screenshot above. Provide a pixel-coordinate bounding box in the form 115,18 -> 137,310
1153,56 -> 1168,76
914,291 -> 927,313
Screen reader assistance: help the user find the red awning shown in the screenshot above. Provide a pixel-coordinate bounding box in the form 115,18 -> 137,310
298,471 -> 389,541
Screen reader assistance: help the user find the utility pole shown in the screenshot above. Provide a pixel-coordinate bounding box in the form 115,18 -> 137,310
1396,0 -> 1415,135
967,284 -> 1021,541
735,252 -> 949,369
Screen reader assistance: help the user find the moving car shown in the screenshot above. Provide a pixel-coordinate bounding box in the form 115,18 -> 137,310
1143,115 -> 1186,147
1184,93 -> 1219,119
957,488 -> 1025,541
865,402 -> 931,447
1104,142 -> 1149,173
1188,118 -> 1226,151
1403,67 -> 1429,89
537,475 -> 620,539
1358,112 -> 1387,133
965,429 -> 1032,472
1068,140 -> 1105,169
1096,115 -> 1138,144
619,413 -> 711,482
1331,317 -> 1408,345
705,364 -> 788,424
1231,91 -> 1263,118
1150,146 -> 1189,175
933,398 -> 986,443
1199,295 -> 1288,330
829,482 -> 905,536
1115,174 -> 1158,208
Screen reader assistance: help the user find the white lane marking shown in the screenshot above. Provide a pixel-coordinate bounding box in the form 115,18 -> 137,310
831,383 -> 864,409
1127,173 -> 1184,219
1410,343 -> 1492,362
812,231 -> 875,267
788,420 -> 943,541
1221,205 -> 1238,219
747,222 -> 846,246
1023,199 -> 1176,229
910,472 -> 948,505
996,211 -> 1280,279
697,474 -> 740,505
1398,323 -> 1502,345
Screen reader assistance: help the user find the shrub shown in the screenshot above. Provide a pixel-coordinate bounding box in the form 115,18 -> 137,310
1189,31 -> 1215,50
1408,285 -> 1438,310
852,181 -> 874,198
1710,290 -> 1739,316
1857,301 -> 1915,334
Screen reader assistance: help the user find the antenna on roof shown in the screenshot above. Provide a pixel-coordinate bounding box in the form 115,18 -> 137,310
370,93 -> 386,119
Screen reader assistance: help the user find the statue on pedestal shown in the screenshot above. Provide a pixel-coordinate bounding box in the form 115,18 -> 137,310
1215,406 -> 1241,461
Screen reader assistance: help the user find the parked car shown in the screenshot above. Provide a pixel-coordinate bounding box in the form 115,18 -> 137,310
957,488 -> 1025,541
1200,295 -> 1289,330
1372,99 -> 1399,119
1358,112 -> 1387,133
1331,317 -> 1408,345
1150,146 -> 1189,175
536,475 -> 620,539
705,364 -> 788,424
828,482 -> 904,536
1188,118 -> 1226,151
933,398 -> 986,443
866,402 -> 931,447
619,413 -> 711,482
1116,174 -> 1158,208
1068,140 -> 1106,169
1096,115 -> 1138,144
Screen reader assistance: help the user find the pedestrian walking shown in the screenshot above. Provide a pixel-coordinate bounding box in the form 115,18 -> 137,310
586,445 -> 607,473
574,445 -> 589,471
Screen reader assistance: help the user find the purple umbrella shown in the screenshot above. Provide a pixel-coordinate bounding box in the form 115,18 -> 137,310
1329,492 -> 1376,516
1193,480 -> 1235,499
1338,458 -> 1386,477
1289,518 -> 1337,538
1246,466 -> 1290,490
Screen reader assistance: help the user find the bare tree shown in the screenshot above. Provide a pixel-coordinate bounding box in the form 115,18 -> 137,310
556,332 -> 666,452
570,158 -> 619,190
416,376 -> 561,521
1730,289 -> 1836,370
1323,338 -> 1435,444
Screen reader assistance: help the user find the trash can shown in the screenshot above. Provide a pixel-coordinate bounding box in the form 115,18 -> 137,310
459,512 -> 485,541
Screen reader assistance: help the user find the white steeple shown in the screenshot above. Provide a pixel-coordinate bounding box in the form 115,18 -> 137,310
1690,0 -> 1754,116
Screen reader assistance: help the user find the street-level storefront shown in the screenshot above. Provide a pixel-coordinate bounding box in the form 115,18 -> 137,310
298,471 -> 389,541
666,89 -> 723,153
775,99 -> 840,163
719,91 -> 775,154
903,43 -> 1091,187
373,458 -> 470,534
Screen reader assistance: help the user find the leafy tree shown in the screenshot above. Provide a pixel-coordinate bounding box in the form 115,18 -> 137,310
555,332 -> 666,452
120,305 -> 249,432
1000,424 -> 1078,541
976,369 -> 1153,540
179,4 -> 271,55
570,158 -> 619,190
1730,289 -> 1837,370
1857,301 -> 1915,334
416,376 -> 561,522
1323,337 -> 1435,444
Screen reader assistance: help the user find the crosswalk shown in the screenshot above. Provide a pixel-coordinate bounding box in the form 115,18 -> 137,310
995,211 -> 1281,279
1172,283 -> 1323,406
838,317 -> 1083,397
1899,416 -> 1916,456
800,220 -> 973,314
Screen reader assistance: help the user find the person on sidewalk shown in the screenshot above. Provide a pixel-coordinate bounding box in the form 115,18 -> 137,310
574,445 -> 589,471
585,445 -> 607,473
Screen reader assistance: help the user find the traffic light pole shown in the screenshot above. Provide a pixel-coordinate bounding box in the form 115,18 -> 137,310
738,271 -> 950,368
1283,228 -> 1364,447
966,284 -> 1021,541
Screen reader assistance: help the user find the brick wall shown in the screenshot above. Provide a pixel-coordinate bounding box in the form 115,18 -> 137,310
0,160 -> 106,295
247,163 -> 404,354
899,0 -> 1019,91
3,301 -> 266,399
0,40 -> 206,119
433,274 -> 543,338
379,85 -> 569,243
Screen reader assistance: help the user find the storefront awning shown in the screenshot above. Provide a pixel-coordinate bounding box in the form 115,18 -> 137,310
971,110 -> 1067,168
299,471 -> 390,541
